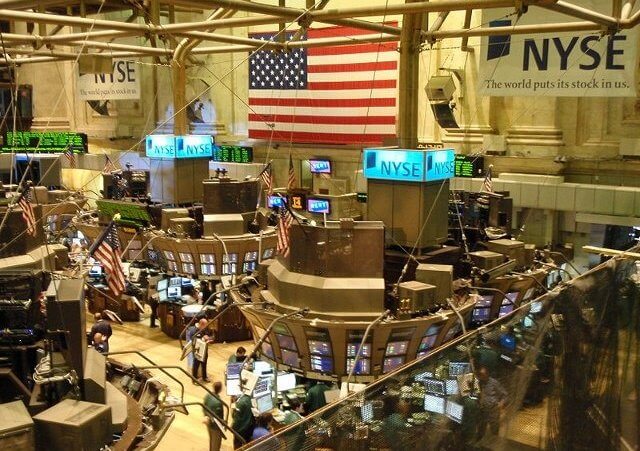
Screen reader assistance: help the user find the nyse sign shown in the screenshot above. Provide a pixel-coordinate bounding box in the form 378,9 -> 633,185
363,148 -> 455,183
479,1 -> 638,97
146,135 -> 213,159
78,59 -> 141,100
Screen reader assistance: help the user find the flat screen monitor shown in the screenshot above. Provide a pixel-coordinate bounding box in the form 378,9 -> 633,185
167,286 -> 182,299
253,377 -> 270,398
169,277 -> 182,287
346,358 -> 370,375
523,287 -> 535,301
253,360 -> 272,375
530,300 -> 543,314
308,340 -> 331,356
307,198 -> 330,214
418,335 -> 437,352
385,341 -> 408,356
445,400 -> 464,423
499,304 -> 514,317
448,362 -> 472,377
226,363 -> 243,379
181,277 -> 193,286
267,195 -> 286,209
424,394 -> 446,414
157,279 -> 168,291
383,356 -> 404,373
310,355 -> 333,373
347,343 -> 371,358
255,394 -> 274,413
504,291 -> 519,304
424,377 -> 446,395
446,379 -> 459,396
158,290 -> 168,302
276,334 -> 297,351
276,372 -> 296,392
309,159 -> 331,174
414,371 -> 434,382
281,349 -> 299,367
89,265 -> 102,277
476,294 -> 494,307
226,379 -> 242,397
361,403 -> 374,423
472,307 -> 491,322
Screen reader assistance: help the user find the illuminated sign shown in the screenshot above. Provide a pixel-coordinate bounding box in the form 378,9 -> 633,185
96,200 -> 151,224
309,159 -> 331,174
145,135 -> 176,158
425,149 -> 456,181
454,155 -> 484,178
307,198 -> 330,214
2,131 -> 88,153
176,135 -> 213,158
146,135 -> 214,159
289,194 -> 306,210
363,148 -> 455,182
213,145 -> 253,163
267,195 -> 286,208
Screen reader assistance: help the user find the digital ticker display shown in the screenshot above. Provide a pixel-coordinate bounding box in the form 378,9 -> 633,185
3,131 -> 88,153
212,145 -> 253,163
454,155 -> 484,178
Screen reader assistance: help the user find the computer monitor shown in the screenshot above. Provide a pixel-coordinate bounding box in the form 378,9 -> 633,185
414,371 -> 434,382
276,334 -> 297,351
472,307 -> 491,323
504,291 -> 519,304
424,394 -> 446,414
169,277 -> 182,287
309,159 -> 331,174
267,195 -> 286,209
226,363 -> 243,379
253,377 -> 270,398
89,266 -> 102,277
255,394 -> 274,413
530,300 -> 543,314
445,400 -> 464,423
281,349 -> 299,367
346,358 -> 370,375
385,341 -> 408,356
129,267 -> 142,283
383,356 -> 404,373
181,277 -> 193,286
167,286 -> 182,299
310,355 -> 333,373
158,290 -> 168,302
476,294 -> 494,307
445,379 -> 459,396
226,379 -> 242,397
276,372 -> 296,392
424,378 -> 446,395
499,304 -> 514,317
361,403 -> 374,423
449,362 -> 472,377
306,198 -> 330,214
308,340 -> 331,356
157,279 -> 168,291
253,360 -> 272,375
347,343 -> 371,357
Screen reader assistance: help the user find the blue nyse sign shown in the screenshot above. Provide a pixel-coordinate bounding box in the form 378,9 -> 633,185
146,135 -> 213,159
363,148 -> 455,183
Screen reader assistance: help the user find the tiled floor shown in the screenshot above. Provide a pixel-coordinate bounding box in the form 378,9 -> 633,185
106,314 -> 253,451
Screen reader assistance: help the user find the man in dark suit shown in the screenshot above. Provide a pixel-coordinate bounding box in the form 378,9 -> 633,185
90,312 -> 112,352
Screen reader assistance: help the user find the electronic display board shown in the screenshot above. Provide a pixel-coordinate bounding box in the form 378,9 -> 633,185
212,145 -> 253,163
454,154 -> 484,178
3,131 -> 88,153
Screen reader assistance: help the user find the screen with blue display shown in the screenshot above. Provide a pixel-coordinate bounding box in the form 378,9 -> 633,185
310,355 -> 333,373
267,195 -> 286,208
309,159 -> 331,173
146,134 -> 214,159
307,198 -> 330,214
363,148 -> 455,182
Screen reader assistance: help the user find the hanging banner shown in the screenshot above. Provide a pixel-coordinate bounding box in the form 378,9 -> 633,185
479,2 -> 639,97
77,59 -> 140,100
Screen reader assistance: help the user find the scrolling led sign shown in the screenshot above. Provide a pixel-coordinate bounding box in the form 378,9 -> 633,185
2,131 -> 88,153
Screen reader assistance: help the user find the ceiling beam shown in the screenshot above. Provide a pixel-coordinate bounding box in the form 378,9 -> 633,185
538,0 -> 620,28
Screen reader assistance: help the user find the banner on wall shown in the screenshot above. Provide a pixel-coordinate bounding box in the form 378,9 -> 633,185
78,59 -> 141,100
479,2 -> 639,97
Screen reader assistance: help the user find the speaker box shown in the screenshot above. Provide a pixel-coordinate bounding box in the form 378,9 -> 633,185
425,76 -> 456,101
33,399 -> 112,451
82,348 -> 105,404
430,102 -> 459,129
46,279 -> 86,379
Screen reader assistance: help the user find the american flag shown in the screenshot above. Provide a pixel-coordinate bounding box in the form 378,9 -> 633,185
103,155 -> 117,173
18,188 -> 36,237
64,149 -> 76,168
89,221 -> 126,296
248,26 -> 398,145
276,206 -> 294,257
481,165 -> 493,193
287,154 -> 296,190
259,163 -> 273,194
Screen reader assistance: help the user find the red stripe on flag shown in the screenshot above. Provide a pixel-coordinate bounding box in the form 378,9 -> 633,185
307,61 -> 397,73
248,97 -> 396,107
248,129 -> 396,144
307,80 -> 396,90
307,23 -> 398,38
249,114 -> 395,125
308,43 -> 397,56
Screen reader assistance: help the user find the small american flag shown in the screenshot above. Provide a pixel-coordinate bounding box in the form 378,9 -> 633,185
64,149 -> 76,168
89,220 -> 126,296
259,163 -> 273,194
103,155 -> 117,173
276,206 -> 294,257
481,165 -> 493,193
287,154 -> 296,190
248,26 -> 398,145
18,188 -> 36,237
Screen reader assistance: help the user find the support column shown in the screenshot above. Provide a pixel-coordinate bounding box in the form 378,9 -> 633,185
171,60 -> 188,135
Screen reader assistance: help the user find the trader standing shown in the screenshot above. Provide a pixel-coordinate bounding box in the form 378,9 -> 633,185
203,381 -> 225,451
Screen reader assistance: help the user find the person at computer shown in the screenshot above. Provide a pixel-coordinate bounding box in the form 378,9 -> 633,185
232,392 -> 254,449
280,398 -> 305,450
476,366 -> 507,439
250,412 -> 273,441
187,318 -> 214,382
305,380 -> 330,413
90,312 -> 112,352
228,346 -> 247,364
181,286 -> 198,305
203,381 -> 224,451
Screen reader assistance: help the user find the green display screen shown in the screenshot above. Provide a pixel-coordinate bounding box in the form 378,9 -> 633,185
454,155 -> 484,178
2,131 -> 88,153
97,200 -> 151,224
213,145 -> 253,163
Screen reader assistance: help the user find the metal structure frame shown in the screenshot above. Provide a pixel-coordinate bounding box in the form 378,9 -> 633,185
0,0 -> 637,65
